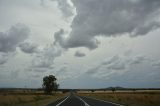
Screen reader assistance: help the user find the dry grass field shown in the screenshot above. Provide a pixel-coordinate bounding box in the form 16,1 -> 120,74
78,90 -> 160,106
0,90 -> 67,106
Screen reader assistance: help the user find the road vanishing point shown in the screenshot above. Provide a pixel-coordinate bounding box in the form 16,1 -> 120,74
47,93 -> 124,106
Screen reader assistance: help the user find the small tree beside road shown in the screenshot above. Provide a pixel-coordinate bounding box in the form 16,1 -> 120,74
42,75 -> 59,94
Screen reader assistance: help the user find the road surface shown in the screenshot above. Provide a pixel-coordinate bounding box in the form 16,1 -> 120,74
47,93 -> 123,106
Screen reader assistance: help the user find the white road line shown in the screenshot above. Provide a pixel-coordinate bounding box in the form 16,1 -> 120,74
85,96 -> 124,106
76,96 -> 90,106
56,96 -> 70,106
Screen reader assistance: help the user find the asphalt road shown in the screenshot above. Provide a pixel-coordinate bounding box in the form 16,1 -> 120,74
47,93 -> 123,106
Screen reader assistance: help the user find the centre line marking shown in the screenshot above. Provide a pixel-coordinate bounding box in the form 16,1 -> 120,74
56,96 -> 70,106
76,96 -> 90,106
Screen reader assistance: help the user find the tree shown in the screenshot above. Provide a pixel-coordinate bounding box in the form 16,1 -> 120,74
42,75 -> 59,94
91,90 -> 95,93
111,88 -> 116,93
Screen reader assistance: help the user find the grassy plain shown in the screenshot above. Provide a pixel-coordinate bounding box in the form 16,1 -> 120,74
78,90 -> 160,106
0,90 -> 66,106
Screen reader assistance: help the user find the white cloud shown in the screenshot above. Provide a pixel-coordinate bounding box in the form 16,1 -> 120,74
41,0 -> 75,18
53,0 -> 74,18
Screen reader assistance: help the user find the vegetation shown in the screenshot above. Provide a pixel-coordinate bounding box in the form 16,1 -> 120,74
78,91 -> 160,106
111,88 -> 116,93
0,75 -> 63,106
42,75 -> 59,94
0,93 -> 66,106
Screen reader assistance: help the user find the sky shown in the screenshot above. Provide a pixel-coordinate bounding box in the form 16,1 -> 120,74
0,0 -> 160,89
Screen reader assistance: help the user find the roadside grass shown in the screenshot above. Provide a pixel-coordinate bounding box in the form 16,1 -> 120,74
0,93 -> 67,106
78,91 -> 160,106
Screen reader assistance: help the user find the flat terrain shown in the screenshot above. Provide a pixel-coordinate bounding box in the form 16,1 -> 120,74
78,90 -> 160,106
47,93 -> 122,106
0,89 -> 160,106
0,93 -> 66,106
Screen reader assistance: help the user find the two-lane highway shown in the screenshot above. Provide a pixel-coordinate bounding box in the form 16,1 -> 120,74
47,93 -> 123,106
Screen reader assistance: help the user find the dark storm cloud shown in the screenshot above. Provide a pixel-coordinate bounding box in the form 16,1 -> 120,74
74,51 -> 86,57
0,23 -> 30,53
54,0 -> 160,49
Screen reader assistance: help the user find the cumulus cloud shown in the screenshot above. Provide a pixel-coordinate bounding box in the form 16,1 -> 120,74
19,42 -> 38,54
0,23 -> 30,65
54,29 -> 100,50
74,51 -> 86,57
54,29 -> 66,47
31,44 -> 63,69
41,0 -> 74,18
54,0 -> 160,49
53,0 -> 74,18
0,23 -> 30,53
26,44 -> 63,73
